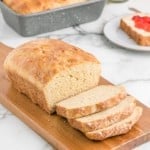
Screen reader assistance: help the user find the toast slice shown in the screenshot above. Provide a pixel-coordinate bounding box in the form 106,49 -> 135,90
68,96 -> 136,132
56,85 -> 127,119
120,13 -> 150,46
85,106 -> 143,140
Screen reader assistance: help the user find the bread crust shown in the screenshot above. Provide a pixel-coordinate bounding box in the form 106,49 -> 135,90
4,39 -> 99,87
85,106 -> 142,140
56,86 -> 127,119
6,69 -> 50,112
3,0 -> 86,15
120,18 -> 150,46
68,96 -> 136,132
4,39 -> 100,113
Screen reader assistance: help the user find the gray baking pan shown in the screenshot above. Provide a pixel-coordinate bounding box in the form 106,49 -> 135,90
0,0 -> 106,36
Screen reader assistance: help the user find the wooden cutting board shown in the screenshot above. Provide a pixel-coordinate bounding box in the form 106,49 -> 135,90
0,42 -> 150,150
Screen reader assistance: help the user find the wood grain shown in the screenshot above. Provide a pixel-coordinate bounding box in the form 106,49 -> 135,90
0,42 -> 150,150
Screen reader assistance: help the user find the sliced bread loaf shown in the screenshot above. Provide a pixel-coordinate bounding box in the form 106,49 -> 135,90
4,39 -> 100,113
56,85 -> 127,118
85,106 -> 143,140
68,96 -> 136,132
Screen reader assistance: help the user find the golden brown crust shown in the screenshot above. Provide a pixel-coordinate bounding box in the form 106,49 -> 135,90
85,106 -> 143,140
6,69 -> 51,113
56,87 -> 127,119
4,39 -> 99,86
3,0 -> 86,15
120,19 -> 150,46
4,39 -> 100,113
68,97 -> 136,132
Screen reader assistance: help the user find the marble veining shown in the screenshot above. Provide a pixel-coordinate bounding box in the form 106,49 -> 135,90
0,105 -> 12,120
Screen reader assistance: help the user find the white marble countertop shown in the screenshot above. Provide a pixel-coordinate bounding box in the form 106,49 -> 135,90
0,1 -> 150,150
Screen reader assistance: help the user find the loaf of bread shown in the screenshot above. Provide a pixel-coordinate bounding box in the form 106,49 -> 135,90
85,106 -> 142,140
120,13 -> 150,46
3,0 -> 86,15
4,39 -> 100,113
68,96 -> 136,132
56,85 -> 127,118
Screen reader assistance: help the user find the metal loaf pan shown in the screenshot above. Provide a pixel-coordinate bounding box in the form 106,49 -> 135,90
0,0 -> 106,36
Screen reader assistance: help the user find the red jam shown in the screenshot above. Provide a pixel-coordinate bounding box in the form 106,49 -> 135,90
132,15 -> 150,32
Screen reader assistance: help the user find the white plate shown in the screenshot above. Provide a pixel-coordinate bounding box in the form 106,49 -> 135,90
103,17 -> 150,51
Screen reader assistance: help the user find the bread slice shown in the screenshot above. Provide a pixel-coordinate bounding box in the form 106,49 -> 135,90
120,13 -> 150,46
68,96 -> 136,132
4,39 -> 100,113
56,85 -> 127,119
85,106 -> 142,140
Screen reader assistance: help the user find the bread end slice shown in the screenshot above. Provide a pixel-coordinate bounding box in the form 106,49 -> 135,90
85,106 -> 143,140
